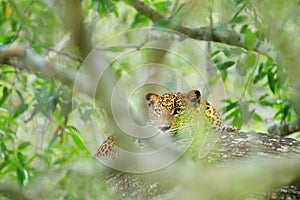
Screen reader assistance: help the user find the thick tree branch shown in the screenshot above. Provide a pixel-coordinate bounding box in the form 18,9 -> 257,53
45,0 -> 93,58
107,130 -> 300,199
0,46 -> 92,97
44,0 -> 122,137
127,0 -> 168,22
0,185 -> 30,200
127,0 -> 275,59
268,119 -> 300,136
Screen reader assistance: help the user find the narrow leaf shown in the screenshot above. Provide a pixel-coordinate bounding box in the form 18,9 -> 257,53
69,133 -> 85,150
18,141 -> 30,150
217,61 -> 235,70
13,103 -> 28,118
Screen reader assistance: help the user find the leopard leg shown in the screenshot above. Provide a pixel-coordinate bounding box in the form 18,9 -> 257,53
219,125 -> 238,133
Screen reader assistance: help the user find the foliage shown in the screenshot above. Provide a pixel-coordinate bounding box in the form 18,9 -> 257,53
0,0 -> 299,199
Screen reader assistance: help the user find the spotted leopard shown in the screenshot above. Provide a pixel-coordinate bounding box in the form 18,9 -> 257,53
145,89 -> 237,134
95,89 -> 237,159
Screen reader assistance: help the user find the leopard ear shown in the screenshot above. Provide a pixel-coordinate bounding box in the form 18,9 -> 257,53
187,90 -> 201,103
145,93 -> 159,106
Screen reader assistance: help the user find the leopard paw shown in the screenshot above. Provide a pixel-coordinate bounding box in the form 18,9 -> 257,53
219,125 -> 238,133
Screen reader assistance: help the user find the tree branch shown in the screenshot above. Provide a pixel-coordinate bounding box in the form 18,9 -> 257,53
268,119 -> 300,136
45,0 -> 93,58
127,0 -> 275,59
0,46 -> 92,97
127,0 -> 168,22
0,185 -> 30,200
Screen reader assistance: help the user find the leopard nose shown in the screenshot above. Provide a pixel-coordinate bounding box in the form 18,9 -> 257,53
159,126 -> 171,132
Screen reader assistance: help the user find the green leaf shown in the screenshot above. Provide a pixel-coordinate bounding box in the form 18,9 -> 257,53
0,35 -> 14,44
131,13 -> 150,28
221,99 -> 233,104
0,140 -> 8,152
108,46 -> 125,52
253,113 -> 263,122
210,50 -> 221,57
267,69 -> 276,94
17,152 -> 26,166
217,61 -> 235,70
15,89 -> 25,102
253,63 -> 267,83
258,94 -> 269,101
13,103 -> 28,118
93,0 -> 119,16
0,161 -> 8,171
234,0 -> 244,5
16,167 -> 25,185
0,87 -> 10,106
54,157 -> 69,165
240,24 -> 248,33
220,47 -> 231,57
253,71 -> 267,84
282,103 -> 291,120
259,101 -> 273,107
221,101 -> 238,113
230,15 -> 247,24
243,27 -> 257,48
153,1 -> 171,14
225,108 -> 239,121
245,53 -> 257,68
18,141 -> 30,150
273,110 -> 281,120
69,133 -> 86,150
220,70 -> 228,81
232,113 -> 243,129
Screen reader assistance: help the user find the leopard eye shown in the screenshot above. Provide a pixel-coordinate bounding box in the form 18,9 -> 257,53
154,108 -> 162,114
173,107 -> 182,115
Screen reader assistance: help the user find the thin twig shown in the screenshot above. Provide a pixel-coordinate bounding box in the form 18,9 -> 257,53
96,43 -> 146,51
10,0 -> 34,44
43,47 -> 82,63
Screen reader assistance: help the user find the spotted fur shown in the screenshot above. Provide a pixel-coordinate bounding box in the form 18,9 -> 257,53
95,136 -> 117,160
145,90 -> 237,134
95,90 -> 237,160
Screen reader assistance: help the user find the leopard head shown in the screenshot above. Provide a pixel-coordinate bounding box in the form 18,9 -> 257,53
145,90 -> 201,133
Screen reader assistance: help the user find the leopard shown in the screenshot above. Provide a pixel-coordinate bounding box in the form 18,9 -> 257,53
145,89 -> 237,134
95,89 -> 237,160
